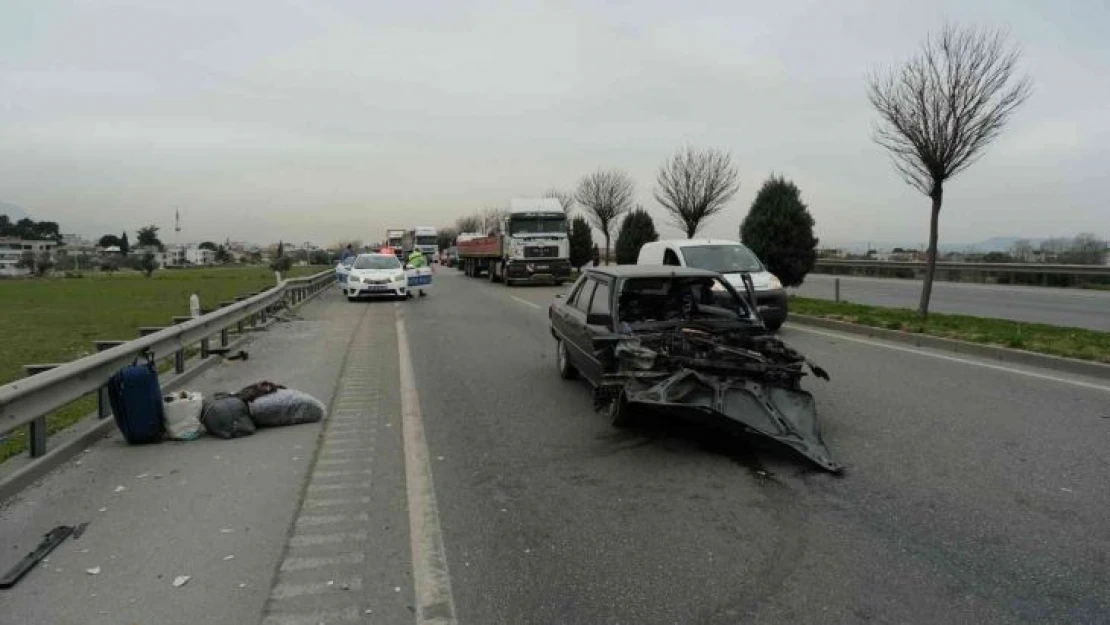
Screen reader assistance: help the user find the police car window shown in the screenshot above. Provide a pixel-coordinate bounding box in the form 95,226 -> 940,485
566,277 -> 586,307
573,281 -> 597,313
663,249 -> 680,266
588,281 -> 611,316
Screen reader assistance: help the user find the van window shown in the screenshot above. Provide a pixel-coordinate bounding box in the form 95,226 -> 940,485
662,249 -> 681,266
680,244 -> 763,273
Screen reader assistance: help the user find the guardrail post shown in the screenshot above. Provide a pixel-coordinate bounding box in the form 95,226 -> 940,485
834,278 -> 840,303
170,317 -> 191,373
219,301 -> 233,346
24,364 -> 60,457
94,341 -> 126,418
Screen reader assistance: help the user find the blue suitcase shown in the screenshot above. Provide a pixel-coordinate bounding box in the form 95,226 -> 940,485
107,357 -> 166,444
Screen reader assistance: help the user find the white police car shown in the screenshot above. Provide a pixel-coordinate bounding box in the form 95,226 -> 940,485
345,253 -> 409,301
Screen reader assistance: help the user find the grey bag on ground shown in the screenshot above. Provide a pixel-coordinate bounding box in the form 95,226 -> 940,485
199,393 -> 256,439
248,389 -> 326,427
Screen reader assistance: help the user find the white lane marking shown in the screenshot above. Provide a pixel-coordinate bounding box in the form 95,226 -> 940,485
304,496 -> 371,508
306,481 -> 371,493
294,513 -> 370,527
289,531 -> 369,547
396,304 -> 459,625
789,325 -> 1110,394
280,552 -> 365,572
262,607 -> 363,625
270,577 -> 363,599
511,295 -> 542,310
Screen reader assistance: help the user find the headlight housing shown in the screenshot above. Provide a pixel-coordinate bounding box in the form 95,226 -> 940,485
767,275 -> 783,290
393,272 -> 405,282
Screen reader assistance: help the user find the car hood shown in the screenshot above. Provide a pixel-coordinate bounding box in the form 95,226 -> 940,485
349,268 -> 404,278
720,271 -> 779,291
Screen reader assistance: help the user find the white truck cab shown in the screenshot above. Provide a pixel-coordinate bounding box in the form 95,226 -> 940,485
637,239 -> 788,330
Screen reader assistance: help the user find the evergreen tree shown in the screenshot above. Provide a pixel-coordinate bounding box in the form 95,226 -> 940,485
739,175 -> 818,287
614,207 -> 659,264
120,231 -> 130,255
568,216 -> 594,270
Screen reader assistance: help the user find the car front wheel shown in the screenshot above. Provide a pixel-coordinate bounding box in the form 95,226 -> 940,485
556,339 -> 578,380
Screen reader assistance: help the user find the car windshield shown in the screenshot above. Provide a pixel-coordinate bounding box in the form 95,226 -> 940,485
509,215 -> 566,235
353,255 -> 401,270
617,275 -> 751,324
681,244 -> 763,273
415,236 -> 437,246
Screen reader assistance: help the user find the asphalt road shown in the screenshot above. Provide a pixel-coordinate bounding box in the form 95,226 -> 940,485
3,272 -> 1109,624
794,273 -> 1110,331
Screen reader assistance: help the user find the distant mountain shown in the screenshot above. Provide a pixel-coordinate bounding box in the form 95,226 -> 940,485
830,237 -> 1047,254
0,201 -> 28,221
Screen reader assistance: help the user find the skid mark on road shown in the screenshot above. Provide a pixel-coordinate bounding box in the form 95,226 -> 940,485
396,303 -> 459,625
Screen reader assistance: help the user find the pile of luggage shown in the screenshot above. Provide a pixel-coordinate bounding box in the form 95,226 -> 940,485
107,358 -> 325,444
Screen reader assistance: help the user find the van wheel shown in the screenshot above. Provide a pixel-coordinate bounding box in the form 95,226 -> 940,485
556,340 -> 578,380
764,319 -> 784,332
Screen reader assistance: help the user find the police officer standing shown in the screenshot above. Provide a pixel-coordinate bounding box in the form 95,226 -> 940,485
407,248 -> 429,298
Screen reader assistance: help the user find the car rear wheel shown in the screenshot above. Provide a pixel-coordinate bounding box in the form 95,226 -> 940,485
556,339 -> 578,380
764,318 -> 784,332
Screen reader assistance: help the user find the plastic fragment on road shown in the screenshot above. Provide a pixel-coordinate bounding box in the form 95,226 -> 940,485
219,528 -> 234,533
247,388 -> 326,427
173,575 -> 191,587
113,485 -> 126,493
86,567 -> 101,575
0,525 -> 75,589
223,555 -> 235,561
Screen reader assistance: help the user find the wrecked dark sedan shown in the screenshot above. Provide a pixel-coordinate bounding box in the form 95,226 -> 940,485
549,265 -> 840,472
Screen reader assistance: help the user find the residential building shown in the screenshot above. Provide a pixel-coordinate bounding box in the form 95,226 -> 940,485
186,246 -> 216,265
0,237 -> 58,277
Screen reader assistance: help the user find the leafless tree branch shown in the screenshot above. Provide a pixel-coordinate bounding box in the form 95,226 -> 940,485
543,188 -> 576,213
653,146 -> 740,238
868,22 -> 1032,196
575,169 -> 635,264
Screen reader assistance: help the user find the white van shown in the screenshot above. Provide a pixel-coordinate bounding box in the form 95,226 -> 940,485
637,239 -> 788,330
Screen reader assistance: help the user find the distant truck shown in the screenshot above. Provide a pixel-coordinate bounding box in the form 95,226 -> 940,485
385,229 -> 405,259
402,226 -> 438,260
456,198 -> 571,285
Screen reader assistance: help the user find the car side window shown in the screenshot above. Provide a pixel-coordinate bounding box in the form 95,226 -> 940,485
566,277 -> 587,307
663,249 -> 680,266
573,281 -> 597,313
588,281 -> 611,316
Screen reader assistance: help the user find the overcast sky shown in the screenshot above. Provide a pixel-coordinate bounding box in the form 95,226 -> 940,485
1,0 -> 1106,248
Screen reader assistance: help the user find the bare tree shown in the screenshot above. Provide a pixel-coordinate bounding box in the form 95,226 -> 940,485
480,207 -> 507,235
543,188 -> 575,213
653,146 -> 741,238
455,214 -> 482,234
869,22 -> 1032,318
575,169 -> 635,265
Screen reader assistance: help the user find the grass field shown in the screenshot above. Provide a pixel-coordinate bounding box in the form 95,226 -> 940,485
790,296 -> 1110,363
0,265 -> 328,462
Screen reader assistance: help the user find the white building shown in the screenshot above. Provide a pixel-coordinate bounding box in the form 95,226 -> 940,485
186,246 -> 216,265
0,237 -> 58,276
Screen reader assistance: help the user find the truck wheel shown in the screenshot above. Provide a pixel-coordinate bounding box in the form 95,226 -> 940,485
556,340 -> 578,380
764,318 -> 784,332
608,390 -> 636,428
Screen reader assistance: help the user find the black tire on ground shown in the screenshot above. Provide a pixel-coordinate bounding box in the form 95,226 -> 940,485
764,318 -> 784,332
608,390 -> 635,428
556,339 -> 578,380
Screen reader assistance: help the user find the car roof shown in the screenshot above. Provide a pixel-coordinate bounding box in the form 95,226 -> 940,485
355,253 -> 398,259
583,264 -> 720,279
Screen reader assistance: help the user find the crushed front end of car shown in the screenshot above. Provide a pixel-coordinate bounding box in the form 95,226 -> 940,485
596,322 -> 840,473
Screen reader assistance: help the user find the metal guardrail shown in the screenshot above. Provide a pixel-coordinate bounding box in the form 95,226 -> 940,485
0,269 -> 335,459
814,259 -> 1110,278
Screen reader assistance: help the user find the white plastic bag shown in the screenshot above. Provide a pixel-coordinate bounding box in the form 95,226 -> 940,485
163,391 -> 204,440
